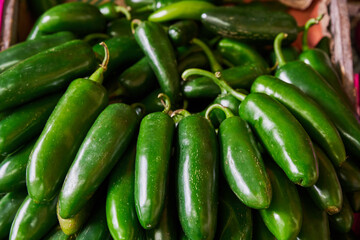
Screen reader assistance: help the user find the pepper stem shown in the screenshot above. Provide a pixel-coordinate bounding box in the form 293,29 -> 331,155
274,33 -> 288,67
158,93 -> 172,114
170,109 -> 191,123
205,104 -> 234,122
131,19 -> 142,34
191,38 -> 223,72
115,6 -> 132,20
89,42 -> 110,84
302,15 -> 324,51
182,68 -> 247,101
83,33 -> 110,44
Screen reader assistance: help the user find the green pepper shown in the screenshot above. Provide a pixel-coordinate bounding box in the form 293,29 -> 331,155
9,195 -> 57,240
205,104 -> 271,209
125,0 -> 154,11
269,46 -> 299,69
76,205 -> 111,240
274,32 -> 360,159
177,113 -> 218,240
27,43 -> 109,203
106,18 -> 132,38
141,89 -> 164,114
348,191 -> 360,212
296,190 -> 330,240
28,0 -> 61,17
58,103 -> 138,218
217,38 -> 269,69
106,143 -> 145,240
0,40 -> 96,112
43,226 -> 75,240
259,161 -> 302,240
251,75 -> 346,167
0,190 -> 27,239
98,2 -> 131,21
215,181 -> 252,240
253,211 -> 276,240
316,36 -> 331,57
92,36 -> 144,76
0,140 -> 36,193
168,20 -> 199,46
148,1 -> 215,22
201,6 -> 299,44
307,145 -> 343,215
0,32 -> 75,73
337,159 -> 360,192
0,93 -> 61,156
177,52 -> 210,74
183,69 -> 318,187
133,20 -> 182,106
27,2 -> 106,40
329,195 -> 354,233
135,94 -> 175,229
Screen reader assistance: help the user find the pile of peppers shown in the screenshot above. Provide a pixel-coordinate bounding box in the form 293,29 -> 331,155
0,1 -> 359,239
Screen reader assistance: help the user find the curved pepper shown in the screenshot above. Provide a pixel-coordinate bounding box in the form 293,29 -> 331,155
168,20 -> 199,46
329,195 -> 354,233
337,159 -> 360,192
253,211 -> 277,240
27,43 -> 109,203
98,2 -> 131,21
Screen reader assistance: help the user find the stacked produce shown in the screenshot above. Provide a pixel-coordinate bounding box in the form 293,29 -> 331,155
0,0 -> 359,239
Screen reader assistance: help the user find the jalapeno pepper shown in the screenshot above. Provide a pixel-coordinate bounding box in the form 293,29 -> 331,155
27,43 -> 109,203
177,52 -> 210,74
0,32 -> 75,73
28,0 -> 61,17
183,69 -> 318,187
58,103 -> 138,218
176,112 -> 218,240
253,212 -> 277,240
106,18 -> 132,38
329,195 -> 354,233
348,191 -> 360,213
337,159 -> 360,192
98,2 -> 131,21
43,226 -> 75,240
168,20 -> 199,46
141,89 -> 164,114
133,20 -> 182,106
205,104 -> 271,209
0,40 -> 97,112
316,36 -> 331,57
274,32 -> 360,159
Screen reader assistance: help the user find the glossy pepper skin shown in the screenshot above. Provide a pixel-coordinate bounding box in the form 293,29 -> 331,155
329,195 -> 354,233
215,182 -> 252,240
134,21 -> 181,106
168,20 -> 199,46
253,211 -> 277,240
217,38 -> 269,69
59,103 -> 138,218
259,161 -> 302,240
43,226 -> 75,240
239,93 -> 318,187
0,190 -> 27,239
135,110 -> 175,229
0,32 -> 75,73
9,196 -> 57,240
337,159 -> 360,192
177,52 -> 210,74
0,94 -> 61,156
177,114 -> 218,240
0,140 -> 36,193
216,110 -> 271,209
98,2 -> 130,21
201,6 -> 298,44
27,2 -> 106,40
141,89 -> 164,114
251,75 -> 346,167
107,18 -> 132,38
307,145 -> 343,215
148,1 -> 215,22
0,40 -> 97,112
106,143 -> 145,240
27,78 -> 108,203
296,191 -> 330,240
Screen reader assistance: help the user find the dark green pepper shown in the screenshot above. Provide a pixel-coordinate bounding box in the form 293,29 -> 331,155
28,0 -> 61,17
329,195 -> 354,233
337,159 -> 360,192
9,196 -> 57,240
0,190 -> 27,239
27,44 -> 109,203
206,104 -> 271,209
269,46 -> 299,69
307,145 -> 343,215
177,113 -> 218,240
140,89 -> 164,114
316,36 -> 331,57
0,93 -> 61,156
215,181 -> 252,240
106,143 -> 145,240
133,20 -> 182,106
98,2 -> 131,21
274,32 -> 360,159
259,161 -> 302,240
43,226 -> 75,240
0,40 -> 97,112
135,94 -> 175,229
106,18 -> 132,38
348,191 -> 360,212
296,190 -> 330,240
0,140 -> 36,193
251,75 -> 346,167
0,32 -> 75,73
253,211 -> 276,240
177,52 -> 210,74
27,2 -> 106,40
168,20 -> 199,46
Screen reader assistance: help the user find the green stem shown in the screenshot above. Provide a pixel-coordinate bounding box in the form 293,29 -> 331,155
170,109 -> 191,123
89,42 -> 109,84
115,6 -> 132,20
302,15 -> 324,51
131,19 -> 142,34
157,93 -> 172,114
205,103 -> 234,122
132,5 -> 154,14
274,32 -> 288,67
83,33 -> 110,43
191,38 -> 223,72
182,68 -> 247,101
